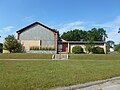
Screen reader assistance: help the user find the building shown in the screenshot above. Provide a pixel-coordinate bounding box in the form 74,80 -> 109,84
58,39 -> 106,54
16,22 -> 58,53
16,22 -> 106,54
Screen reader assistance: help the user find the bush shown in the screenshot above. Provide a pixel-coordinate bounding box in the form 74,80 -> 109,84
92,47 -> 104,54
72,46 -> 84,54
30,46 -> 55,51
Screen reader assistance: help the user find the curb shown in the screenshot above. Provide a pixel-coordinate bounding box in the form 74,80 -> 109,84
51,76 -> 120,90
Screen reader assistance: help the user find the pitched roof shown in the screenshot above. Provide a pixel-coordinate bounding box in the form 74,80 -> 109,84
16,22 -> 58,33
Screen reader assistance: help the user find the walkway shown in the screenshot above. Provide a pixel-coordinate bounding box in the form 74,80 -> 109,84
77,79 -> 120,90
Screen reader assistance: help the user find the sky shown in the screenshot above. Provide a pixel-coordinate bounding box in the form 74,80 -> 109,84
0,0 -> 120,44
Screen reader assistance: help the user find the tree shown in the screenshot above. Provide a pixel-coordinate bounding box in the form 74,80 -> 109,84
106,40 -> 115,48
0,43 -> 3,53
106,40 -> 115,52
118,28 -> 120,33
114,44 -> 120,53
84,28 -> 107,53
61,29 -> 87,41
3,35 -> 22,53
61,28 -> 107,41
85,40 -> 95,53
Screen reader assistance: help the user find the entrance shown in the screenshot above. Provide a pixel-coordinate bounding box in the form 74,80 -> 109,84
62,43 -> 68,52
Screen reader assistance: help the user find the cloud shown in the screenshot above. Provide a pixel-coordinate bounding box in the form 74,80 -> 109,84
24,16 -> 34,22
95,16 -> 120,29
94,16 -> 120,44
0,26 -> 14,32
107,28 -> 120,43
0,26 -> 14,43
58,21 -> 85,34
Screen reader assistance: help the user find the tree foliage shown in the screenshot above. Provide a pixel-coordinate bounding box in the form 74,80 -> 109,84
0,43 -> 3,53
106,40 -> 115,52
61,28 -> 107,41
85,40 -> 95,53
3,35 -> 22,53
114,44 -> 120,53
61,29 -> 87,41
118,28 -> 120,33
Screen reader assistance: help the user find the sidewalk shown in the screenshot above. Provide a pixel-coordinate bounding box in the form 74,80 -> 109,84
51,77 -> 120,90
77,79 -> 120,90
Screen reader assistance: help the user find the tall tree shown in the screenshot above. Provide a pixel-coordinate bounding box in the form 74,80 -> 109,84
61,29 -> 87,41
61,28 -> 107,41
0,43 -> 3,53
118,28 -> 120,33
106,40 -> 115,52
114,44 -> 120,53
98,28 -> 108,41
106,41 -> 115,48
3,35 -> 22,53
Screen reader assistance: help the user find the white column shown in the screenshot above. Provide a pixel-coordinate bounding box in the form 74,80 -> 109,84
104,43 -> 107,54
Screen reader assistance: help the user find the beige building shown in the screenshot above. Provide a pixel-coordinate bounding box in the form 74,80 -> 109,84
58,39 -> 106,54
16,22 -> 58,52
4,22 -> 107,54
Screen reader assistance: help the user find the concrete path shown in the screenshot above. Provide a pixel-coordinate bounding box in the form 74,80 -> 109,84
77,79 -> 120,90
51,77 -> 120,90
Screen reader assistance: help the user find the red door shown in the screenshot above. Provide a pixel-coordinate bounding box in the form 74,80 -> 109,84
62,44 -> 68,52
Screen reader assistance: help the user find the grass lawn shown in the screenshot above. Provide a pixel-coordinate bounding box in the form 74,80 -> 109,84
69,54 -> 120,60
0,53 -> 120,60
0,53 -> 52,59
0,60 -> 120,90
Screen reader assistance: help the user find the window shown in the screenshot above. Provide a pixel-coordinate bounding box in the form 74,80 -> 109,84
40,40 -> 42,46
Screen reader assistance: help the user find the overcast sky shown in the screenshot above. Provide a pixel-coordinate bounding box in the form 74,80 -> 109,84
0,0 -> 120,44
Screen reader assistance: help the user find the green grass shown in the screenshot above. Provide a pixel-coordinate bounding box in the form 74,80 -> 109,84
0,53 -> 52,59
0,60 -> 120,90
69,54 -> 120,60
0,53 -> 120,60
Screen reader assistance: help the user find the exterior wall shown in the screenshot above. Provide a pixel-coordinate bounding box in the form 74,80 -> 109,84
70,44 -> 86,53
19,24 -> 55,47
3,50 -> 10,53
20,40 -> 40,51
27,50 -> 57,54
18,24 -> 58,52
70,44 -> 106,53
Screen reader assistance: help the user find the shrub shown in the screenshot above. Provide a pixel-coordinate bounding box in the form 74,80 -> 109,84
30,46 -> 55,51
92,47 -> 104,54
72,46 -> 84,54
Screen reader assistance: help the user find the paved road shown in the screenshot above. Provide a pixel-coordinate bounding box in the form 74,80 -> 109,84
77,79 -> 120,90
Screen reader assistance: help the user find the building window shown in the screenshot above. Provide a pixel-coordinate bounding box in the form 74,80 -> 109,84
40,40 -> 42,46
